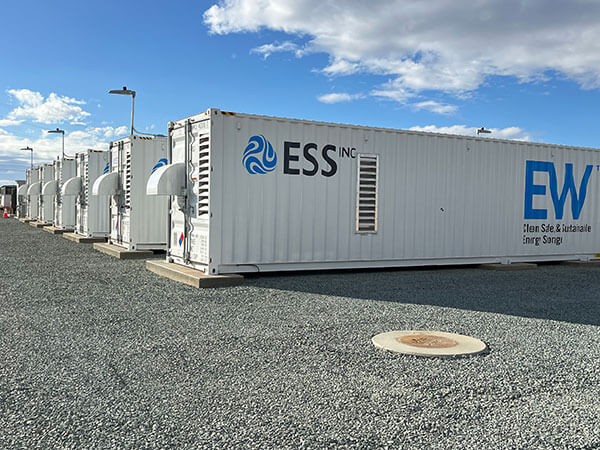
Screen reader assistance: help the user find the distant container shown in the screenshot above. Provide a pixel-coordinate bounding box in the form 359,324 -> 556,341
0,185 -> 16,213
148,108 -> 600,275
39,163 -> 55,224
93,135 -> 168,250
62,150 -> 110,237
26,167 -> 41,220
42,158 -> 77,229
15,180 -> 26,218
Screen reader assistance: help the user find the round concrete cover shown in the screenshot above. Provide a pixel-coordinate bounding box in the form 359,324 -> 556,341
372,330 -> 487,357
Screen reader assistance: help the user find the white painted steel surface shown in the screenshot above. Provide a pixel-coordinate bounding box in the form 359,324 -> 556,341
16,180 -> 27,218
39,164 -> 55,223
152,109 -> 600,275
0,194 -> 11,208
70,150 -> 110,237
26,167 -> 40,220
42,180 -> 57,195
52,158 -> 76,230
93,136 -> 168,250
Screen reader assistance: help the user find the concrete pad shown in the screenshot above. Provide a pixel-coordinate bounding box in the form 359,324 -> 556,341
43,225 -> 69,235
146,260 -> 244,288
372,330 -> 488,358
479,262 -> 537,271
561,260 -> 600,267
30,221 -> 50,228
18,218 -> 32,223
93,242 -> 154,260
63,233 -> 107,244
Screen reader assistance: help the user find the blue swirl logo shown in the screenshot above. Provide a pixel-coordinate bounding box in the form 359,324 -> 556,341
152,158 -> 168,174
242,135 -> 277,174
103,162 -> 110,174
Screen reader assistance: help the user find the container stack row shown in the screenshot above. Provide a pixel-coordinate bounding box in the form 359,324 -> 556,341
10,108 -> 600,278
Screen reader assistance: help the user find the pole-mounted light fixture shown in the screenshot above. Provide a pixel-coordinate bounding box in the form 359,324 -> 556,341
109,86 -> 136,136
47,128 -> 66,158
20,146 -> 34,169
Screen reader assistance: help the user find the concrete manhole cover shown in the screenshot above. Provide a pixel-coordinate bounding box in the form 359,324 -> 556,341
398,334 -> 458,348
372,330 -> 487,358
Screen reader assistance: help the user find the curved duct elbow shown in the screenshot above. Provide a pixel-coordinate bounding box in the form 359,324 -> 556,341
62,177 -> 82,196
92,172 -> 119,196
42,180 -> 58,195
146,162 -> 185,196
27,181 -> 42,196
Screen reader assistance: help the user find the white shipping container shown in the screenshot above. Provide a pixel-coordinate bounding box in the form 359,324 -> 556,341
39,163 -> 55,224
93,135 -> 168,250
26,167 -> 41,220
149,109 -> 600,275
62,150 -> 110,237
46,157 -> 77,230
0,194 -> 11,209
16,180 -> 27,218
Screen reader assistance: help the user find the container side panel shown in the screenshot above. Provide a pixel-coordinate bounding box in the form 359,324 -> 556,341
128,137 -> 168,249
211,114 -> 600,270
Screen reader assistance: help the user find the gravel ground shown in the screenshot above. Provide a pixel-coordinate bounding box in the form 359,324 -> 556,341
1,218 -> 600,449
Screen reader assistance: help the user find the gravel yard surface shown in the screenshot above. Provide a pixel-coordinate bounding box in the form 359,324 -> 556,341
1,218 -> 600,449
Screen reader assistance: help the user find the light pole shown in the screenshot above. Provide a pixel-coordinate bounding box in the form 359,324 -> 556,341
47,128 -> 65,158
109,86 -> 136,136
20,146 -> 33,168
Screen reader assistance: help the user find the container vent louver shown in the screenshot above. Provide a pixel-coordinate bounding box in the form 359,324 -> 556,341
83,159 -> 89,205
56,161 -> 62,204
197,134 -> 210,217
356,154 -> 379,233
124,149 -> 131,208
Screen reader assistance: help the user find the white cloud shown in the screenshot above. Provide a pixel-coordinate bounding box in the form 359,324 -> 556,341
0,119 -> 23,126
322,58 -> 361,76
5,89 -> 91,125
251,41 -> 302,59
204,0 -> 600,101
412,100 -> 457,115
0,125 -> 128,165
317,92 -> 363,104
408,124 -> 531,141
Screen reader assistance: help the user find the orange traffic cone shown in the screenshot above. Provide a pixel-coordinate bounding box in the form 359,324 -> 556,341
2,209 -> 8,218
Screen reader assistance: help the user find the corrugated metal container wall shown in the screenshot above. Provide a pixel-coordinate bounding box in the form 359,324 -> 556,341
104,135 -> 168,250
16,180 -> 27,218
159,110 -> 600,274
39,164 -> 55,223
76,150 -> 110,237
54,158 -> 76,229
26,168 -> 40,219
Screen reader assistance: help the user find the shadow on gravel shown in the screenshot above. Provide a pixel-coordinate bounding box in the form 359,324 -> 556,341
245,264 -> 600,327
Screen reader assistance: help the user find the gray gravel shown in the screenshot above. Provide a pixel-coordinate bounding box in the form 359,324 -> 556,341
1,218 -> 600,449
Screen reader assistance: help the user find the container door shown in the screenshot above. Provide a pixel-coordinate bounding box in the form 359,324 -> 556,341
110,144 -> 121,243
81,156 -> 88,233
189,123 -> 211,265
54,160 -> 61,225
169,123 -> 188,260
120,141 -> 132,245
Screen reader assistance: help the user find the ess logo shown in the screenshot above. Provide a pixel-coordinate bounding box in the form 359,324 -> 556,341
243,135 -> 277,174
152,158 -> 168,174
103,162 -> 110,174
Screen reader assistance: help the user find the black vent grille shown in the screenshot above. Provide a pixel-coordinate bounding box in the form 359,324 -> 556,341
197,134 -> 210,216
356,154 -> 379,233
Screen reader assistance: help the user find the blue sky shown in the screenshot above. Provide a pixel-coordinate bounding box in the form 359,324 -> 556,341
2,0 -> 600,185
